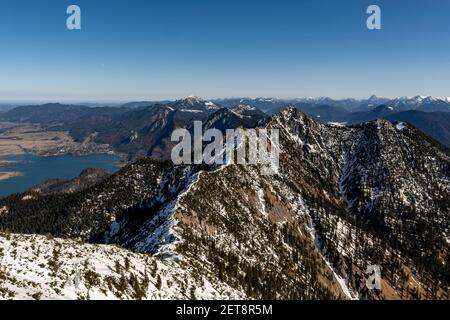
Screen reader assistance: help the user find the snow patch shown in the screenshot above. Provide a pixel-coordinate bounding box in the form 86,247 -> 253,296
395,122 -> 406,131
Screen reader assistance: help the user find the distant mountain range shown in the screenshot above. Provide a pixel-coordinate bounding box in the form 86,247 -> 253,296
212,95 -> 450,147
213,95 -> 450,113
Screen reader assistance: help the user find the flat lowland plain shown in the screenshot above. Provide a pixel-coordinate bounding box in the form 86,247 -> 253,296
0,122 -> 112,156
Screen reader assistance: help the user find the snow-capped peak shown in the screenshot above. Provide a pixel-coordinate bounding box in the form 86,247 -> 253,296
183,96 -> 205,104
176,96 -> 220,110
395,95 -> 447,103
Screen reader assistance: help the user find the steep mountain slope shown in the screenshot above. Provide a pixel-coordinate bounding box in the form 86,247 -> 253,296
67,97 -> 220,160
385,111 -> 450,147
292,105 -> 450,148
97,99 -> 263,160
0,159 -> 195,240
337,120 -> 449,298
230,104 -> 268,119
105,109 -> 450,299
190,106 -> 267,133
95,105 -> 208,160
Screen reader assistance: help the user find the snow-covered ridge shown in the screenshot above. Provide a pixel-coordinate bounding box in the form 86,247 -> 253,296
129,169 -> 202,257
0,233 -> 244,300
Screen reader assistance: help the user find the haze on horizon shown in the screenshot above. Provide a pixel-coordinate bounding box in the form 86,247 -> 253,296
1,0 -> 449,101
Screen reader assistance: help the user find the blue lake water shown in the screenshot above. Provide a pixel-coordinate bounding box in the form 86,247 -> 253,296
0,154 -> 121,197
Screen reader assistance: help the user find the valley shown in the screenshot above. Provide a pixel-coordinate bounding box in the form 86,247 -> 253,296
0,122 -> 113,157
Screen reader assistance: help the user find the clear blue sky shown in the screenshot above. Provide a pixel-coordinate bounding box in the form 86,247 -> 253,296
0,0 -> 449,101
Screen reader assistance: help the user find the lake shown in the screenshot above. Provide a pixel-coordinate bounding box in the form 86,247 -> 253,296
0,154 -> 121,197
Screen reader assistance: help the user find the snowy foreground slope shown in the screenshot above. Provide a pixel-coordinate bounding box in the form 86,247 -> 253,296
0,108 -> 449,300
0,233 -> 244,300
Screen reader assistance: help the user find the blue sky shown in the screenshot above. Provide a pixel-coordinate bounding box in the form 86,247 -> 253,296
0,0 -> 449,101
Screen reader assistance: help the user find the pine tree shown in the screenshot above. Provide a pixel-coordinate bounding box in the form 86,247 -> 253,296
150,260 -> 157,278
117,273 -> 128,294
190,286 -> 196,300
156,274 -> 162,290
124,257 -> 130,271
114,260 -> 121,274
